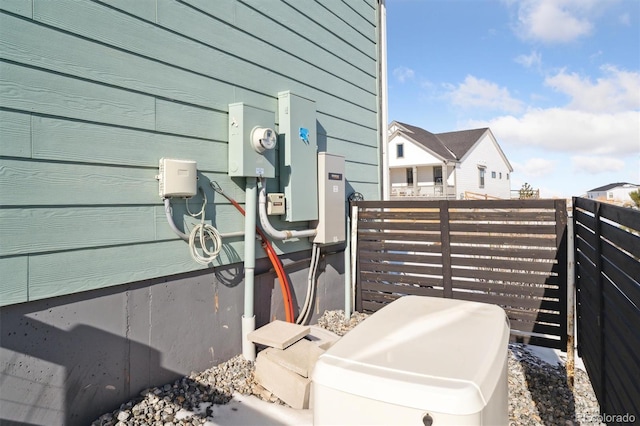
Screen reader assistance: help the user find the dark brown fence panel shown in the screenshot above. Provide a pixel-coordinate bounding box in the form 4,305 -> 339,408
354,199 -> 568,350
574,197 -> 640,420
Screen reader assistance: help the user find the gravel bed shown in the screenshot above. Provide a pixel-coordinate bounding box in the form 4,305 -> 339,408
92,310 -> 602,426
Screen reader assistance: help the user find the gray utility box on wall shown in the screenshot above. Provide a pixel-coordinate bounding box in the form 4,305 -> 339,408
228,103 -> 276,178
278,91 -> 318,222
314,152 -> 345,245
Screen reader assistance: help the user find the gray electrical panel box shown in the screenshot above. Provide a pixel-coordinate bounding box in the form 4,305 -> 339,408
278,91 -> 318,222
314,152 -> 345,244
228,103 -> 276,178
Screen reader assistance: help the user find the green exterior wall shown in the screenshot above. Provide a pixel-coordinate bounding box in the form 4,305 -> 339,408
0,0 -> 381,306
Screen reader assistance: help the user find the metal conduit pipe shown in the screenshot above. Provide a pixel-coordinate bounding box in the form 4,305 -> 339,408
257,178 -> 317,241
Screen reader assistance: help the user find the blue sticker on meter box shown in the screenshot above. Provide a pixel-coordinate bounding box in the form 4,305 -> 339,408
299,127 -> 309,144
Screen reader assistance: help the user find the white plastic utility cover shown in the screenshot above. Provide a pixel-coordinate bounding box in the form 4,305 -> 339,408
158,158 -> 197,198
312,295 -> 509,424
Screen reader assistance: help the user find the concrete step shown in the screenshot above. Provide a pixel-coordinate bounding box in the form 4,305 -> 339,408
306,325 -> 341,350
255,348 -> 312,409
251,322 -> 342,409
263,338 -> 324,378
247,320 -> 310,350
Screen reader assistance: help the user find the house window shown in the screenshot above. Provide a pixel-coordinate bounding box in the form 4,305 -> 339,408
478,167 -> 485,188
491,171 -> 496,178
397,144 -> 404,158
507,173 -> 510,180
406,168 -> 414,185
433,166 -> 443,184
499,172 -> 502,179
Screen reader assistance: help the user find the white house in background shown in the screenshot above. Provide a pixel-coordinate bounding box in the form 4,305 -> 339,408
387,121 -> 514,200
586,182 -> 639,206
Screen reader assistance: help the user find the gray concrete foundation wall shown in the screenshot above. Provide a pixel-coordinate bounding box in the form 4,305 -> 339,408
0,251 -> 345,425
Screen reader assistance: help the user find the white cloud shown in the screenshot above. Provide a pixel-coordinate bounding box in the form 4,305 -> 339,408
619,13 -> 631,26
512,0 -> 599,43
571,155 -> 625,173
467,66 -> 640,158
545,66 -> 640,113
512,157 -> 556,177
445,75 -> 524,113
515,50 -> 542,69
470,108 -> 640,156
420,80 -> 434,90
392,66 -> 415,83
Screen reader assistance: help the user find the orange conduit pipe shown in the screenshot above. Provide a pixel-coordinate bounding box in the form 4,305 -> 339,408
211,183 -> 295,323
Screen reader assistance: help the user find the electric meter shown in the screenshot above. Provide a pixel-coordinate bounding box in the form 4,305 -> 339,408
251,127 -> 277,153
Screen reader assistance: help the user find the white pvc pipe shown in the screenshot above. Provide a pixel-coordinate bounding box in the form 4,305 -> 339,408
258,179 -> 317,241
164,198 -> 189,241
242,178 -> 257,361
350,205 -> 359,314
344,213 -> 351,322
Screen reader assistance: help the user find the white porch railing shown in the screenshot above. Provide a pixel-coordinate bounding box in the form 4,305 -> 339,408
390,184 -> 456,199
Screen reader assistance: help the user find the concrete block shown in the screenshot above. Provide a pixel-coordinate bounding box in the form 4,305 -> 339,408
255,349 -> 311,409
264,338 -> 324,378
305,325 -> 341,350
248,320 -> 310,349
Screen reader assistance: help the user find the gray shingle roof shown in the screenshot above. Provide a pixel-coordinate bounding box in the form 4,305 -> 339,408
394,122 -> 456,160
436,128 -> 488,160
393,121 -> 488,161
588,182 -> 639,192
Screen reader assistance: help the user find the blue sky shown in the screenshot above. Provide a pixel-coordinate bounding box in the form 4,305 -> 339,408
385,0 -> 640,198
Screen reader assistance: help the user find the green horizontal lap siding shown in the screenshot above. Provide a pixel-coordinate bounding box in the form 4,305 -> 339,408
0,257 -> 28,305
31,115 -> 229,170
202,0 -> 376,76
27,241 -> 208,301
94,0 -> 158,21
0,110 -> 30,157
157,0 -> 375,99
0,159 -> 159,206
0,12 -> 235,113
0,0 -> 380,306
1,203 -> 251,257
0,62 -> 156,128
0,207 -> 157,256
28,0 -> 377,127
0,0 -> 32,18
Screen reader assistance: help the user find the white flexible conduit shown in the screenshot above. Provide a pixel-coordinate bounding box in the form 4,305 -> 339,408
296,243 -> 321,325
184,193 -> 222,265
258,178 -> 317,241
163,192 -> 244,265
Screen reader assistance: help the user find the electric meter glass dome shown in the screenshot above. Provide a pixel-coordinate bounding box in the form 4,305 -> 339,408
251,127 -> 277,153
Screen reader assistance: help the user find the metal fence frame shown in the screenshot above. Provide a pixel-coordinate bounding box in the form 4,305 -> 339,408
574,197 -> 639,419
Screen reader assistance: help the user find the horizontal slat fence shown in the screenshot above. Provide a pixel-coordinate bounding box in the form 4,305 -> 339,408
354,199 -> 568,350
574,197 -> 639,419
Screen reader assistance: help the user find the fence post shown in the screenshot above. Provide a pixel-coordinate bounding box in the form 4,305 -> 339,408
594,202 -> 606,414
566,207 -> 575,389
439,200 -> 453,298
